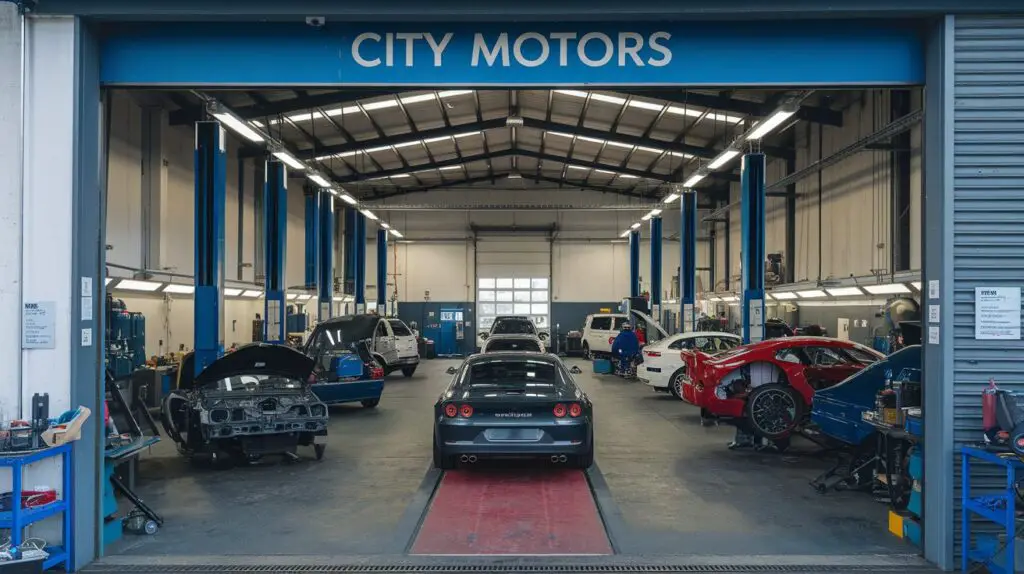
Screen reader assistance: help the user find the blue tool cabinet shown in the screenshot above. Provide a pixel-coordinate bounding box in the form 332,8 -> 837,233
961,446 -> 1024,574
0,443 -> 73,571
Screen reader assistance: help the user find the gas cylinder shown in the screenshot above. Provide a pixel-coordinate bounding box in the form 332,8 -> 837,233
983,378 -> 999,432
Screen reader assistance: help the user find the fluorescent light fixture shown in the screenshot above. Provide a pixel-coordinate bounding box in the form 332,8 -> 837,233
826,286 -> 865,297
797,289 -> 828,299
764,293 -> 775,300
707,150 -> 740,170
911,281 -> 922,290
747,110 -> 796,141
630,222 -> 641,229
308,174 -> 331,188
223,288 -> 243,297
287,293 -> 299,300
242,290 -> 263,298
556,90 -> 743,124
212,112 -> 265,143
117,279 -> 163,292
278,90 -> 473,126
650,209 -> 663,216
163,284 -> 195,294
709,296 -> 722,302
771,291 -> 798,300
684,174 -> 706,187
315,131 -> 479,162
272,150 -> 305,170
339,193 -> 358,205
379,222 -> 391,229
297,294 -> 313,301
620,230 -> 631,238
863,283 -> 912,295
641,212 -> 653,221
663,193 -> 680,204
104,278 -> 115,286
389,229 -> 404,238
333,295 -> 344,302
721,295 -> 738,302
360,209 -> 378,221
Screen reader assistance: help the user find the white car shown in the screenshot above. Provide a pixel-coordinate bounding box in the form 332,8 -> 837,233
639,332 -> 741,398
480,334 -> 545,353
386,318 -> 420,377
480,316 -> 549,352
581,310 -> 668,358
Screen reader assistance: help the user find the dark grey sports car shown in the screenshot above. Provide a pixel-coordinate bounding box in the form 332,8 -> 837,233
433,353 -> 593,469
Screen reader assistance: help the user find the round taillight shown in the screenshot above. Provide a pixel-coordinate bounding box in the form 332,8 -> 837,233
444,404 -> 457,417
569,403 -> 583,418
459,404 -> 474,418
553,403 -> 567,417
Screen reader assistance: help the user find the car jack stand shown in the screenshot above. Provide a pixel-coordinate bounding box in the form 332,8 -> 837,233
727,428 -> 757,450
110,474 -> 163,531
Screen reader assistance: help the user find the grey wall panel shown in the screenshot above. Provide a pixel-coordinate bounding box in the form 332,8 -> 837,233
951,14 -> 1024,563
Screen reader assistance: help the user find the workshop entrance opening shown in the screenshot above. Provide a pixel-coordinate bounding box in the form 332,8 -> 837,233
33,15 -> 944,570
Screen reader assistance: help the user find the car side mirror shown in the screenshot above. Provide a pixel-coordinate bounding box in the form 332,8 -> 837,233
570,366 -> 583,374
479,333 -> 489,340
538,333 -> 549,340
445,366 -> 457,375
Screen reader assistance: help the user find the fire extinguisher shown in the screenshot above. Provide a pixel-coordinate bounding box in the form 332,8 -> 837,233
983,378 -> 999,441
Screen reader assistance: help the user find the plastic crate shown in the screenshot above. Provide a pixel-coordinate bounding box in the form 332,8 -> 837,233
592,359 -> 613,374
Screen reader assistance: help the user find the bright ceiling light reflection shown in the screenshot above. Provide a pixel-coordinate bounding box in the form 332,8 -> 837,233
554,90 -> 743,124
163,284 -> 195,294
315,131 -> 480,162
797,289 -> 828,299
308,174 -> 331,188
747,110 -> 796,140
707,150 -> 740,170
663,193 -> 680,204
826,287 -> 865,297
863,283 -> 912,295
212,112 -> 265,143
117,279 -> 163,292
224,288 -> 243,297
272,151 -> 305,170
771,291 -> 798,300
264,91 -> 473,126
684,174 -> 705,187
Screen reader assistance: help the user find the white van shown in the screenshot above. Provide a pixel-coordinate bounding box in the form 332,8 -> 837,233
581,310 -> 668,358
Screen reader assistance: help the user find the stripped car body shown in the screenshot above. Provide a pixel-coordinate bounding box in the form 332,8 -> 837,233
433,353 -> 594,469
679,337 -> 884,441
161,344 -> 329,464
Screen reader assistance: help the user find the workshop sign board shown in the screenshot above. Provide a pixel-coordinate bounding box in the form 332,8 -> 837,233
975,287 -> 1021,341
22,301 -> 56,349
99,21 -> 924,86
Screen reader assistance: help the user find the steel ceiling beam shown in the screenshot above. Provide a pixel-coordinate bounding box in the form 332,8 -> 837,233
621,89 -> 843,127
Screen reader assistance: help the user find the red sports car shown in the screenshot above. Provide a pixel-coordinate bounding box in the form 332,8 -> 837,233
679,337 -> 884,440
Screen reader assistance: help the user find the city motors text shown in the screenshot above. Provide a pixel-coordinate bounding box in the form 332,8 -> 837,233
350,31 -> 672,68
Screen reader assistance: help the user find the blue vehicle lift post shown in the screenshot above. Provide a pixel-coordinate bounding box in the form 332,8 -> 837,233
193,121 -> 226,376
264,158 -> 288,344
681,190 -> 698,332
303,184 -> 319,290
318,191 -> 335,321
649,215 -> 662,318
628,229 -> 641,298
376,227 -> 388,314
354,211 -> 367,313
740,153 -> 767,344
343,207 -> 357,298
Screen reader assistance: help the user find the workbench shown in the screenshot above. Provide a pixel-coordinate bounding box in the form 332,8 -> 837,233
961,446 -> 1024,574
0,443 -> 73,571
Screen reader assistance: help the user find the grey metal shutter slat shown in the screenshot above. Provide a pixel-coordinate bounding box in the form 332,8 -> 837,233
953,14 -> 1024,562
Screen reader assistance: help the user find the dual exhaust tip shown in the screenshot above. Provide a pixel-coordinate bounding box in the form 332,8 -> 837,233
457,454 -> 568,464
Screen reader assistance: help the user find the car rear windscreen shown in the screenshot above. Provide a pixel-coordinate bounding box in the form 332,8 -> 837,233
492,319 -> 536,335
486,339 -> 541,352
467,360 -> 557,386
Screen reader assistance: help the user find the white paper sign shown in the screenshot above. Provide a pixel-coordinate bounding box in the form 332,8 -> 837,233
22,301 -> 56,349
928,304 -> 940,324
928,325 -> 940,345
975,287 -> 1021,340
80,277 -> 93,297
81,296 -> 93,321
929,280 -> 940,300
748,299 -> 764,342
683,303 -> 695,332
81,328 -> 93,347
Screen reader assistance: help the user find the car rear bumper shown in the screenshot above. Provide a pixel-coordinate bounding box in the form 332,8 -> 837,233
312,380 -> 384,405
641,366 -> 670,388
436,420 -> 591,455
391,356 -> 420,367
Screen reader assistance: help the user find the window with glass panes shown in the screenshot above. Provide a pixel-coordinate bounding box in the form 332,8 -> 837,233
477,277 -> 550,333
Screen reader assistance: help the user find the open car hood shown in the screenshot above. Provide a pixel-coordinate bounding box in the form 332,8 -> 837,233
182,344 -> 315,389
630,310 -> 669,338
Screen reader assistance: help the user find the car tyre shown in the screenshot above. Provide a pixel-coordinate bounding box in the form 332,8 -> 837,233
402,366 -> 417,378
574,436 -> 595,469
314,444 -> 326,460
670,369 -> 685,399
433,436 -> 456,470
582,343 -> 591,360
361,398 -> 380,408
745,383 -> 804,440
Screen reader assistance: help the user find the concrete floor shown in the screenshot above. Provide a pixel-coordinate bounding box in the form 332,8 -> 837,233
109,357 -> 905,559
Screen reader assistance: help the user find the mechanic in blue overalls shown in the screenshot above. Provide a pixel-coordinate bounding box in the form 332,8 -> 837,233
611,321 -> 641,377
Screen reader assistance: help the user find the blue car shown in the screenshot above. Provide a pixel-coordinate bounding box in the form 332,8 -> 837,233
303,316 -> 387,408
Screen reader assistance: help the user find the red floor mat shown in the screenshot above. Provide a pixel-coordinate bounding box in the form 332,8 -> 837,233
411,469 -> 612,555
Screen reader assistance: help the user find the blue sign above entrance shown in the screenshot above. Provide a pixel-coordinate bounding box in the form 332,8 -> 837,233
99,21 -> 924,86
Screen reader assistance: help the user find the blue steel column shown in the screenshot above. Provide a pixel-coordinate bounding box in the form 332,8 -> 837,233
628,229 -> 641,298
377,228 -> 388,314
304,184 -> 320,290
343,207 -> 357,295
649,216 -> 662,317
264,159 -> 288,344
740,153 -> 767,344
354,211 -> 367,312
681,191 -> 698,332
193,121 -> 226,376
318,191 -> 335,321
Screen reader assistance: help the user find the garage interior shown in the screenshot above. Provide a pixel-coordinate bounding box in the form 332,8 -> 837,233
89,84 -> 928,565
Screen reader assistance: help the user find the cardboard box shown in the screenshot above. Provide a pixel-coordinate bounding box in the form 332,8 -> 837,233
41,406 -> 91,447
